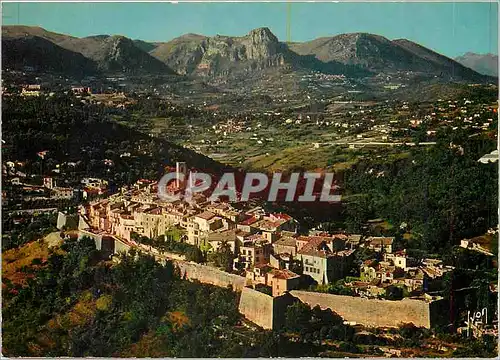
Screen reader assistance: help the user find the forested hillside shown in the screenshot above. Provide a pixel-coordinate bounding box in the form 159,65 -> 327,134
2,94 -> 228,185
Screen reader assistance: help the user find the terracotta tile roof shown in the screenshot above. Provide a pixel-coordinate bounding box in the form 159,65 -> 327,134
207,229 -> 237,243
254,264 -> 274,271
336,249 -> 355,257
270,269 -> 300,280
195,211 -> 216,221
235,230 -> 252,238
298,236 -> 332,258
367,237 -> 394,246
347,234 -> 362,243
240,215 -> 259,226
246,233 -> 265,243
270,213 -> 293,221
256,219 -> 283,231
274,236 -> 297,248
214,203 -> 230,210
146,207 -> 162,215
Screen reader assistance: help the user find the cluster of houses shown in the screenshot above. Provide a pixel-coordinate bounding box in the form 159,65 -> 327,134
3,159 -> 110,204
78,163 -> 455,299
10,84 -> 91,97
355,249 -> 453,297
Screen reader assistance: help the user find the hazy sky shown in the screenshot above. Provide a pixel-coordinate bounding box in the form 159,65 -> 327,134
2,2 -> 498,58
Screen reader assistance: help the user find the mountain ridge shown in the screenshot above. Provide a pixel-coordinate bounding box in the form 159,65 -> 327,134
2,25 -> 495,82
2,25 -> 175,75
454,52 -> 498,77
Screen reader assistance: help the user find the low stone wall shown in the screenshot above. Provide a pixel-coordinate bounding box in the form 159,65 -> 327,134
238,287 -> 275,329
114,238 -> 131,254
290,290 -> 433,328
174,261 -> 247,291
78,229 -> 103,250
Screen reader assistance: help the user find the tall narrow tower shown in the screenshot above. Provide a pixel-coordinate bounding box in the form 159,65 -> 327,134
175,162 -> 187,188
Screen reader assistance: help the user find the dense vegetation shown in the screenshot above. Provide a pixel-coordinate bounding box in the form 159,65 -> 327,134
2,237 -> 262,357
343,126 -> 498,255
2,212 -> 57,250
2,237 -> 383,357
2,94 -> 227,186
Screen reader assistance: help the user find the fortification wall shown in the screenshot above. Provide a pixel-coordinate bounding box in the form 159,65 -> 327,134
290,290 -> 432,328
114,239 -> 131,254
238,287 -> 275,329
78,229 -> 102,250
174,261 -> 247,291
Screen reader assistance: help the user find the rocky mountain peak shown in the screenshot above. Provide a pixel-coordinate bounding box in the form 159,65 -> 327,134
246,27 -> 278,44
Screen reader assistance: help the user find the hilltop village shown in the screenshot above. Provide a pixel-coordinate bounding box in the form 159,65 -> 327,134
75,163 -> 454,302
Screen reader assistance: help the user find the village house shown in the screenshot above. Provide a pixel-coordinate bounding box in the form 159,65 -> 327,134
346,234 -> 362,249
71,86 -> 91,95
245,266 -> 300,297
346,280 -> 386,298
234,236 -> 272,270
51,187 -> 74,200
21,84 -> 42,96
384,250 -> 418,270
246,264 -> 274,286
188,211 -> 224,243
403,268 -> 426,293
267,269 -> 301,296
134,206 -> 168,239
206,202 -> 245,223
365,236 -> 394,253
206,229 -> 239,253
256,213 -> 297,234
360,260 -> 401,285
115,212 -> 135,241
360,260 -> 378,282
273,236 -> 298,256
236,215 -> 260,234
460,238 -> 494,256
298,236 -> 355,284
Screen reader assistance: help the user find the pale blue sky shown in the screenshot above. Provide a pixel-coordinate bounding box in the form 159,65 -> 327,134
2,2 -> 498,58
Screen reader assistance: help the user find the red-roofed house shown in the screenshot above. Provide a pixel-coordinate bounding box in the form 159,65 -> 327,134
267,269 -> 300,296
298,237 -> 355,284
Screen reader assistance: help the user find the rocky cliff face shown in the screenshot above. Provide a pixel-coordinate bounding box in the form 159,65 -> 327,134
151,27 -> 288,76
83,35 -> 174,74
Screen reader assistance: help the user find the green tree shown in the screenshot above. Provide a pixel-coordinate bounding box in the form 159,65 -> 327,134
186,246 -> 204,263
285,302 -> 312,333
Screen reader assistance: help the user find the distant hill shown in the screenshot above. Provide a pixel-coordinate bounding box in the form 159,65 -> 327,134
1,25 -> 493,83
455,52 -> 498,77
56,34 -> 175,74
2,35 -> 97,76
2,25 -> 72,43
2,25 -> 175,75
289,33 -> 490,82
2,94 -> 228,183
